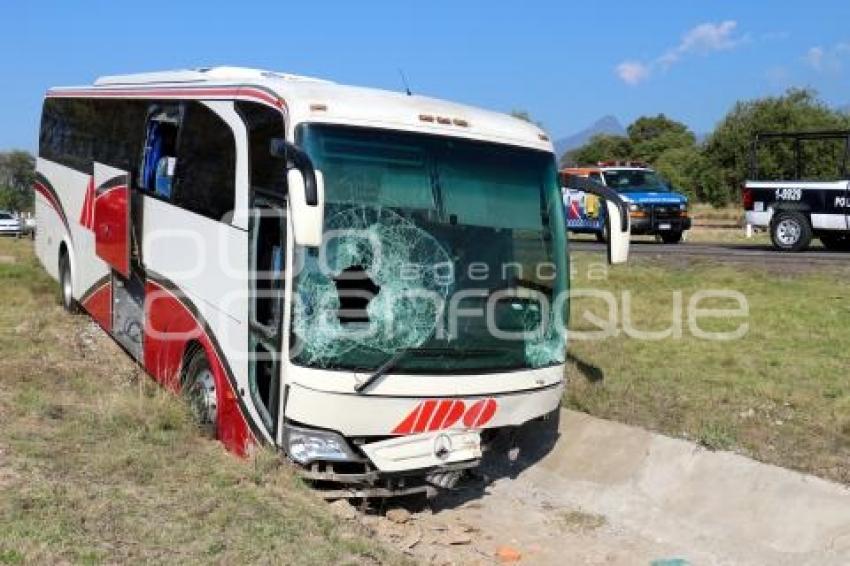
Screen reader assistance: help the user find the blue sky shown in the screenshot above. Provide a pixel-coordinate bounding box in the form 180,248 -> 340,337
2,0 -> 848,151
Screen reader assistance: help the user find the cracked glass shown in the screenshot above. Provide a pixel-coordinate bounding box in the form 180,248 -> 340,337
291,124 -> 569,373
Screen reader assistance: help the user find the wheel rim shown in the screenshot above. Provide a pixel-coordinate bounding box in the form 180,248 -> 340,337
776,218 -> 801,246
188,368 -> 217,426
61,261 -> 73,307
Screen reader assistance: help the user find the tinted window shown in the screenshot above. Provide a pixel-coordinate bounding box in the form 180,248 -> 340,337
236,101 -> 287,194
0,213 -> 12,220
91,99 -> 147,170
172,103 -> 236,221
39,98 -> 147,173
39,98 -> 97,172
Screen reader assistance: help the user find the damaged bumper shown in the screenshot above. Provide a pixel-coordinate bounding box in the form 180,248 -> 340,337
281,379 -> 564,497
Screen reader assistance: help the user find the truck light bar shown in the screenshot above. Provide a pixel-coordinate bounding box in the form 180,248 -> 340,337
598,160 -> 648,168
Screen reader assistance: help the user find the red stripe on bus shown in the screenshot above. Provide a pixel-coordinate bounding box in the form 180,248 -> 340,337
33,181 -> 71,236
81,280 -> 112,332
144,280 -> 253,456
47,86 -> 286,109
413,399 -> 438,433
391,403 -> 422,435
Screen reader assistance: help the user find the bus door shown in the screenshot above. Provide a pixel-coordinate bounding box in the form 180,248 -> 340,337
92,161 -> 144,360
93,163 -> 131,278
247,196 -> 287,439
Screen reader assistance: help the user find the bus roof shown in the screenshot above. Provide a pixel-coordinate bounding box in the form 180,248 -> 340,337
48,66 -> 552,153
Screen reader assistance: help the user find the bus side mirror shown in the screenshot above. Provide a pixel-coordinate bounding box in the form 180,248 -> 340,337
562,173 -> 630,265
271,139 -> 325,247
287,168 -> 324,247
604,198 -> 630,265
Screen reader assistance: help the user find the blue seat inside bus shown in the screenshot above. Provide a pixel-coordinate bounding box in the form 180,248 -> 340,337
141,116 -> 178,198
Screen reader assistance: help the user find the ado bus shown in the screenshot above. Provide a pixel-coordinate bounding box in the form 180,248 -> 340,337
35,67 -> 629,497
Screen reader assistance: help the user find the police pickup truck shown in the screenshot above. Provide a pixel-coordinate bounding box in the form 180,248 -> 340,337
562,162 -> 690,243
743,131 -> 850,251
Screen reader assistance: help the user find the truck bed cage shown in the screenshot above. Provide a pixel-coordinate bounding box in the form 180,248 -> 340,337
750,130 -> 850,180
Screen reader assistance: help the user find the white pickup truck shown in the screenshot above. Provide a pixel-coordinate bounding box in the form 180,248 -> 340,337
743,131 -> 850,251
0,211 -> 23,237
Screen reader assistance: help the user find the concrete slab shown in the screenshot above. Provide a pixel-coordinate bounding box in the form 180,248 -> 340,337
515,409 -> 850,565
370,409 -> 850,564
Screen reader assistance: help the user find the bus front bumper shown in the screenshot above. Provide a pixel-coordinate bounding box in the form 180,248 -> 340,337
281,380 -> 564,497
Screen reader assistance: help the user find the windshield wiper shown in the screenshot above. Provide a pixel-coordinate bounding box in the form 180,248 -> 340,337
354,327 -> 438,394
354,347 -> 414,393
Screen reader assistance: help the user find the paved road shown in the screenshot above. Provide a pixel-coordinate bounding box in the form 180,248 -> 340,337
570,239 -> 850,266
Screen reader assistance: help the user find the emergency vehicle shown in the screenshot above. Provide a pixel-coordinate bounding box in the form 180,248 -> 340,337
34,67 -> 629,497
562,162 -> 691,243
743,131 -> 850,251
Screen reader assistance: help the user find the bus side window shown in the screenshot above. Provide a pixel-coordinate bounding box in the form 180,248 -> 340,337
39,98 -> 97,174
139,106 -> 181,199
172,102 -> 236,222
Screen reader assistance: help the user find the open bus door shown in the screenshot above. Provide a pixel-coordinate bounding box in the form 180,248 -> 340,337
93,163 -> 132,278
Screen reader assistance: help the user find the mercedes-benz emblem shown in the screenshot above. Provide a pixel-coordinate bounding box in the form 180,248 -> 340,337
434,433 -> 453,460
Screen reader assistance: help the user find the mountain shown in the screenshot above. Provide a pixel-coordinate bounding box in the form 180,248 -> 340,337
553,115 -> 626,157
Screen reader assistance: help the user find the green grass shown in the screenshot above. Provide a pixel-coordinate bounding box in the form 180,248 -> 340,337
566,251 -> 850,483
0,238 -> 403,565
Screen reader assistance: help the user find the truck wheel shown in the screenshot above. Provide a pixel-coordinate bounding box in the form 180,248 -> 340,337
820,234 -> 850,251
58,252 -> 80,314
182,346 -> 218,438
770,211 -> 811,251
660,230 -> 683,244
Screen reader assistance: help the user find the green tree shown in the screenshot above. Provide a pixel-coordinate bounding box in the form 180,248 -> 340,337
705,88 -> 850,203
562,114 -> 696,167
0,151 -> 36,211
627,114 -> 691,144
627,114 -> 696,164
655,146 -> 726,206
561,134 -> 633,166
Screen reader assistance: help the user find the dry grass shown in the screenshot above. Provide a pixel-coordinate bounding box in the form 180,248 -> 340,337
0,238 -> 404,565
690,203 -> 743,224
566,251 -> 850,484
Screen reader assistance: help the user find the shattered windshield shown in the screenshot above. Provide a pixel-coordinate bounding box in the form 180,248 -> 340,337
291,124 -> 568,374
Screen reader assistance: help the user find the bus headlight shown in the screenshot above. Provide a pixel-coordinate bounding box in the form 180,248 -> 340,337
283,424 -> 359,465
629,203 -> 639,212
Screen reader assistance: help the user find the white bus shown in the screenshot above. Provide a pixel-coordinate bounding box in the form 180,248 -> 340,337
35,67 -> 629,497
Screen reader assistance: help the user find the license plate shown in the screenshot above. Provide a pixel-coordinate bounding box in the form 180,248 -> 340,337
658,223 -> 672,230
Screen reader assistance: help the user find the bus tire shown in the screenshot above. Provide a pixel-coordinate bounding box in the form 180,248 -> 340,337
58,250 -> 80,314
770,211 -> 811,252
182,345 -> 218,438
660,230 -> 683,244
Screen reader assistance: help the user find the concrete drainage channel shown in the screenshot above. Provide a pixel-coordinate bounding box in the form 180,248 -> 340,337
330,409 -> 850,565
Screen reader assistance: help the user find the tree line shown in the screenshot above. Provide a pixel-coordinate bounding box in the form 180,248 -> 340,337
0,151 -> 35,212
561,89 -> 850,206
